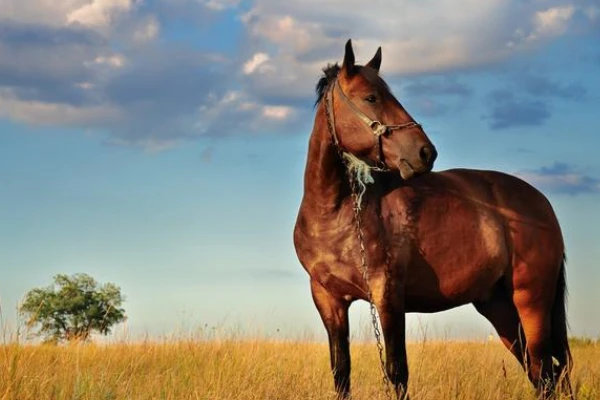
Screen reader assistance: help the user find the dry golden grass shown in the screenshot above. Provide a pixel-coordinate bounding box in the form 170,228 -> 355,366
1,337 -> 598,400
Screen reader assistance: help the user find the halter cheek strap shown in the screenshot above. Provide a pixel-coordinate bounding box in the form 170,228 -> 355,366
325,81 -> 339,147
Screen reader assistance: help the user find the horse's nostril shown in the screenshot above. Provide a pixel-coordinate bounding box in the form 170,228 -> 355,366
419,145 -> 437,164
430,147 -> 438,163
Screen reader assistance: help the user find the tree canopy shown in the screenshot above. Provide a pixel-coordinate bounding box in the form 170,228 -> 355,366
20,273 -> 126,343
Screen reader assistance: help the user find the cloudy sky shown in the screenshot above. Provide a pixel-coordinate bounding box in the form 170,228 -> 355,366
1,0 -> 599,340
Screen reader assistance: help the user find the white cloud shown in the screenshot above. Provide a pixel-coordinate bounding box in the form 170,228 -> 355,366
196,91 -> 298,135
1,0 -> 86,26
202,0 -> 240,11
76,82 -> 95,89
242,53 -> 272,75
1,0 -> 138,31
239,1 -> 512,102
67,0 -> 136,28
132,15 -> 160,42
242,0 -> 512,73
262,105 -> 293,120
0,89 -> 120,126
516,163 -> 600,195
88,54 -> 127,68
244,14 -> 320,53
527,6 -> 576,42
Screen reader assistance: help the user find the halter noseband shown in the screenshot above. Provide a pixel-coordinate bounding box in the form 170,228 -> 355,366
325,79 -> 421,170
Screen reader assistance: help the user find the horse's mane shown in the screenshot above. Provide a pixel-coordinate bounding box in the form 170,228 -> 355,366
315,63 -> 341,106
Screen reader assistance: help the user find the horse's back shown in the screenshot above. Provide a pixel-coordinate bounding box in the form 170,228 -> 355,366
423,168 -> 562,230
438,168 -> 564,253
429,167 -> 564,260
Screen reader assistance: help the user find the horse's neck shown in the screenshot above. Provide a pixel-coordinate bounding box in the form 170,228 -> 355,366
301,106 -> 349,213
299,105 -> 390,262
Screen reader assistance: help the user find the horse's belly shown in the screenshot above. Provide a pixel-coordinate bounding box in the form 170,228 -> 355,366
404,296 -> 464,313
404,261 -> 503,313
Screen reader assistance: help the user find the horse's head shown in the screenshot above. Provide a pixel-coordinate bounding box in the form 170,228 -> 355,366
320,40 -> 437,180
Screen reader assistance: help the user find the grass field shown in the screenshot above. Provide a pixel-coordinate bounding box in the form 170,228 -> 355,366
1,336 -> 598,400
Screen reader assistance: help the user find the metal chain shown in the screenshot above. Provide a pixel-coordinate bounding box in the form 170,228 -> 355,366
325,81 -> 394,400
348,175 -> 394,400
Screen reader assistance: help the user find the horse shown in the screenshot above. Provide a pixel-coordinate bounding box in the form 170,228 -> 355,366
293,39 -> 572,399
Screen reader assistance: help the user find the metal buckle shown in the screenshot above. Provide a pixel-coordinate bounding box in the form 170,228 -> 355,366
370,121 -> 387,137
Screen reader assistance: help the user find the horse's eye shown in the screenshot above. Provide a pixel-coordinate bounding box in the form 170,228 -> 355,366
364,95 -> 377,103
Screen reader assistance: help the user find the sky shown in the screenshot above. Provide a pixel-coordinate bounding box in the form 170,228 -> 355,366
1,0 -> 599,341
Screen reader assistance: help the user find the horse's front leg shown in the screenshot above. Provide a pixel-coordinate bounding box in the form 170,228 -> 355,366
310,278 -> 352,399
374,280 -> 409,400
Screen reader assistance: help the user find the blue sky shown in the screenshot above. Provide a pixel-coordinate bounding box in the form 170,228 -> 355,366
1,0 -> 599,340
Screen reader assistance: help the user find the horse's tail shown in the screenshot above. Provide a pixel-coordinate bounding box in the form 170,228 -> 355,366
551,254 -> 573,394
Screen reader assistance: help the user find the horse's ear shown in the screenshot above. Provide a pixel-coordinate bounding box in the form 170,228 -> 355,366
366,46 -> 382,72
342,39 -> 355,74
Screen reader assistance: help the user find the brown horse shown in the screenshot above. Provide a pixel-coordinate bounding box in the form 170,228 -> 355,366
293,40 -> 572,399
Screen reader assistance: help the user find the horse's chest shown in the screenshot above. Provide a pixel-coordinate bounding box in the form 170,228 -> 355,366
294,217 -> 386,300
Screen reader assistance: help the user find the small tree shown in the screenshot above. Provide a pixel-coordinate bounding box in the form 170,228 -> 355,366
20,273 -> 126,343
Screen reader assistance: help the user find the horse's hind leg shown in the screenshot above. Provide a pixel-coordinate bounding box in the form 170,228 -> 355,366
513,287 -> 556,398
310,279 -> 352,399
474,289 -> 527,369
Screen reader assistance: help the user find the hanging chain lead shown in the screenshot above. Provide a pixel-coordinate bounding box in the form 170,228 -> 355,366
349,175 -> 394,400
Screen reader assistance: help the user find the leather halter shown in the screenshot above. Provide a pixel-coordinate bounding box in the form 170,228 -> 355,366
325,79 -> 421,170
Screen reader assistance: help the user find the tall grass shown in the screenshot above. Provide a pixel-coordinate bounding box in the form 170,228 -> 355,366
1,336 -> 598,400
